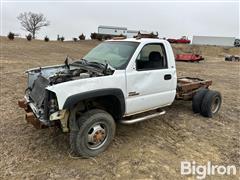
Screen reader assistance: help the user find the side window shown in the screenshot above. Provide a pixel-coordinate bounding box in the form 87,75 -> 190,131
136,44 -> 168,70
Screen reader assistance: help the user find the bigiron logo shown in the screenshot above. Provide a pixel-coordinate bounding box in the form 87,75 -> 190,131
181,161 -> 237,179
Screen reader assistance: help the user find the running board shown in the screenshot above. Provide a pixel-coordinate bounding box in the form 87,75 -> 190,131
120,110 -> 166,124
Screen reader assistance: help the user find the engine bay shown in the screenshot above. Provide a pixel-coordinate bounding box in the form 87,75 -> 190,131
26,58 -> 115,89
49,68 -> 96,85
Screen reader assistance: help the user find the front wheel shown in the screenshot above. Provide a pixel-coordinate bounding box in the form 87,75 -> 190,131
70,109 -> 116,157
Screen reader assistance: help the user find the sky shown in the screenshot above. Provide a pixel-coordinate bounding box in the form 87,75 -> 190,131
1,0 -> 239,40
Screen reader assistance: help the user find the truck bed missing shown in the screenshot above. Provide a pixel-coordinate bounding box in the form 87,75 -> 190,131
176,77 -> 212,100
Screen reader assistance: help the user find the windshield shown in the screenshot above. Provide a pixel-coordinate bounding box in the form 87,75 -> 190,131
83,41 -> 139,69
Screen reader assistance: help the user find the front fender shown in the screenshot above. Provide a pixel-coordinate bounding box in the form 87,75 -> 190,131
46,71 -> 126,111
63,88 -> 125,115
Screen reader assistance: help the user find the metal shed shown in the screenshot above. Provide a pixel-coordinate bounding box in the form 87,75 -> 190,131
192,36 -> 235,47
127,30 -> 139,38
98,25 -> 127,36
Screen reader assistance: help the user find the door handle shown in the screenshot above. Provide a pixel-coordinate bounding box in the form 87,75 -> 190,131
164,74 -> 172,80
128,91 -> 140,96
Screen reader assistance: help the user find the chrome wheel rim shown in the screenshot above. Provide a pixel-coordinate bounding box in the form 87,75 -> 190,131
86,122 -> 108,150
211,96 -> 220,114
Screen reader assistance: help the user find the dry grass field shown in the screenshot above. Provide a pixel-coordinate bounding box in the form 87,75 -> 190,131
0,37 -> 239,179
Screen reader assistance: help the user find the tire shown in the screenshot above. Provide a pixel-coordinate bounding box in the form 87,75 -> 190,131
192,88 -> 209,113
69,130 -> 79,155
72,109 -> 116,157
200,90 -> 222,118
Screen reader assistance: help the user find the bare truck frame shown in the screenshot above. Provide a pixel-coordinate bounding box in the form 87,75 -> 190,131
176,77 -> 212,100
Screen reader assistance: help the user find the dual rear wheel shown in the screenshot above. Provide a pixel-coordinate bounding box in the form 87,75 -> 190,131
192,89 -> 222,117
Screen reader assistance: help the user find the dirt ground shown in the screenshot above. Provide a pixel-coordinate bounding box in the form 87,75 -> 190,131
0,37 -> 239,179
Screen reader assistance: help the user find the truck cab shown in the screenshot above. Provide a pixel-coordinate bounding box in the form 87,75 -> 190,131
43,38 -> 177,117
124,38 -> 176,115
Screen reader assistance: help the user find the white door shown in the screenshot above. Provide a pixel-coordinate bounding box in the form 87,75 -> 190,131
125,43 -> 176,115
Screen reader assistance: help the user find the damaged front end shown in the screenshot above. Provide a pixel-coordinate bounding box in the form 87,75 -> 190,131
18,68 -> 66,129
18,58 -> 114,130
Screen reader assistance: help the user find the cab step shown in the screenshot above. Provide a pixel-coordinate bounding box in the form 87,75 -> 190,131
120,109 -> 166,124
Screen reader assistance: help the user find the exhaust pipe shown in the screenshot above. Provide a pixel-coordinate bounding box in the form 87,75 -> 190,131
120,110 -> 166,124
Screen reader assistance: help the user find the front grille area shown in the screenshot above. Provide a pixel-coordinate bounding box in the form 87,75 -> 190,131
30,75 -> 49,108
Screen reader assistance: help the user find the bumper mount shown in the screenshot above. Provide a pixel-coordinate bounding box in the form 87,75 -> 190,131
18,98 -> 47,129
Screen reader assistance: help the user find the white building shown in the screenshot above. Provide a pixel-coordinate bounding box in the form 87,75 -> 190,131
127,30 -> 139,38
98,25 -> 128,36
98,25 -> 139,38
192,36 -> 235,47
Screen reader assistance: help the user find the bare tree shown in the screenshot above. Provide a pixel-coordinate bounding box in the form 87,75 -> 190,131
17,12 -> 50,39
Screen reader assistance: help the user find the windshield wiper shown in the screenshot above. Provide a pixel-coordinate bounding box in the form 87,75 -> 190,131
88,61 -> 105,67
81,58 -> 88,64
71,58 -> 88,65
71,58 -> 115,75
104,60 -> 115,70
88,61 -> 115,75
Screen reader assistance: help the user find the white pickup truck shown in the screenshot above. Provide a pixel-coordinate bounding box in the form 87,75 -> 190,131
18,36 -> 222,157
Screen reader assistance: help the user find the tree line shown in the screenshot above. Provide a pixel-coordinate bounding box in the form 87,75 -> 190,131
7,11 -> 127,42
8,12 -> 87,42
